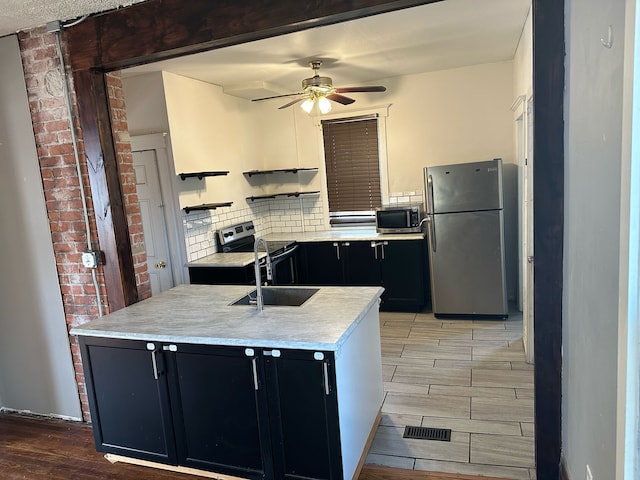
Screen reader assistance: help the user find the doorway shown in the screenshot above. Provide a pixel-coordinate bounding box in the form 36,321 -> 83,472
130,133 -> 187,294
515,95 -> 534,364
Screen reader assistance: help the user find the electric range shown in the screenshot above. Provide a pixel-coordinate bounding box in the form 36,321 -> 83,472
216,221 -> 298,284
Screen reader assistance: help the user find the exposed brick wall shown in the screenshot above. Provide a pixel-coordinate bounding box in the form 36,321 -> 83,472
18,27 -> 150,421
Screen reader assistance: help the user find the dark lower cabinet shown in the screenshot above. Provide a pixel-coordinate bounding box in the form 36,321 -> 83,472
298,242 -> 345,285
264,349 -> 342,480
168,345 -> 272,478
379,240 -> 429,311
188,265 -> 254,285
298,239 -> 429,311
79,337 -> 342,480
343,242 -> 381,286
79,337 -> 177,464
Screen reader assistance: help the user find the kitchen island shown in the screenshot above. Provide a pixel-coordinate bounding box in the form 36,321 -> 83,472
72,284 -> 384,480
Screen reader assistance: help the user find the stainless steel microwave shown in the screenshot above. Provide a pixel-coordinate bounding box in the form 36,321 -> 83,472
375,205 -> 423,233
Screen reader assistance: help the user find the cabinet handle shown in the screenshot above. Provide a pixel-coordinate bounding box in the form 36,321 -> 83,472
264,349 -> 281,357
333,242 -> 340,260
162,344 -> 177,352
381,241 -> 387,260
146,343 -> 159,380
151,351 -> 159,380
322,362 -> 330,395
251,357 -> 259,391
371,241 -> 378,260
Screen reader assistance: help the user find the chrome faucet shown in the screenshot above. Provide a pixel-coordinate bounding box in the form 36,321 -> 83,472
253,236 -> 272,311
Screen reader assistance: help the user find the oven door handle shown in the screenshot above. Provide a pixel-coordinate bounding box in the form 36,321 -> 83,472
264,244 -> 298,263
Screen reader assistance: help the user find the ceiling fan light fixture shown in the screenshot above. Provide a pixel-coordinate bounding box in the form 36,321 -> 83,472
254,59 -> 386,111
318,96 -> 332,114
301,97 -> 315,113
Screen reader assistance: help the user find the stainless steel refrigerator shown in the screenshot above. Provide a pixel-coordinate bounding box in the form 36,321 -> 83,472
424,159 -> 508,318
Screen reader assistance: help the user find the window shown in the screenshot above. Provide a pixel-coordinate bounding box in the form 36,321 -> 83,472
321,115 -> 382,225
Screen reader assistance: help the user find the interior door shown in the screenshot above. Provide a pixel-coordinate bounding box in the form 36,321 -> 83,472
523,96 -> 535,363
134,149 -> 174,294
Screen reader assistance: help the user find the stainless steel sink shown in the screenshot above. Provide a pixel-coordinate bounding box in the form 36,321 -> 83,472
231,287 -> 319,306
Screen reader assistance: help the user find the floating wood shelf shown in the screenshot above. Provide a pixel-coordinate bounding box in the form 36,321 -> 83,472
183,202 -> 233,214
246,191 -> 320,202
179,171 -> 229,181
243,167 -> 318,177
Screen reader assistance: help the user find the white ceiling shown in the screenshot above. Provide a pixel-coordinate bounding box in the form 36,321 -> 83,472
122,0 -> 531,99
0,0 -> 530,99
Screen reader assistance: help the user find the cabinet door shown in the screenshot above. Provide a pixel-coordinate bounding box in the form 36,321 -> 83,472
264,349 -> 342,480
344,241 -> 381,285
380,239 -> 429,311
298,242 -> 344,285
79,337 -> 177,464
167,344 -> 271,479
189,266 -> 254,285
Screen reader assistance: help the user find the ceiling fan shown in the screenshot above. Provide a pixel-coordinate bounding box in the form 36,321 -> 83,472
252,60 -> 386,114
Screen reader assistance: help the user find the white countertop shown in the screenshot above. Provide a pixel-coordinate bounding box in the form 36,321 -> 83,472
187,229 -> 425,268
187,252 -> 264,268
71,284 -> 384,353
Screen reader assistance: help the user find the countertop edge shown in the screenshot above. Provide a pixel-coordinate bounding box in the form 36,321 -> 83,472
187,230 -> 425,267
70,286 -> 384,353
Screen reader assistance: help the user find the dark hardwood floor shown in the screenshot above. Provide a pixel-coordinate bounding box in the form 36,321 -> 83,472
0,413 -> 510,480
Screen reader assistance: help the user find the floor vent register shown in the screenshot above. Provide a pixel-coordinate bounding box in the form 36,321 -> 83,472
403,425 -> 452,442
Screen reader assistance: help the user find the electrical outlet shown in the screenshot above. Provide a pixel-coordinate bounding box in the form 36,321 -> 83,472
586,464 -> 593,480
81,251 -> 99,269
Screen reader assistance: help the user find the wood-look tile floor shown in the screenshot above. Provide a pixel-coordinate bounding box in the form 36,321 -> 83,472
365,310 -> 536,480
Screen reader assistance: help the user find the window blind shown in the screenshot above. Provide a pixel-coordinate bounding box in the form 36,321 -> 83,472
321,116 -> 382,214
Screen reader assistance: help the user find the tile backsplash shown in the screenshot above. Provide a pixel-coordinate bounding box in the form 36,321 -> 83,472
387,191 -> 424,206
183,195 -> 325,261
183,191 -> 424,261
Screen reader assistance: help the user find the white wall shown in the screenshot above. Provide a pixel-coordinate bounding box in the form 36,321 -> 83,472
513,7 -> 533,100
379,62 -> 516,195
121,71 -> 169,136
0,35 -> 81,419
162,71 -> 255,209
124,63 -> 518,283
563,0 -> 626,478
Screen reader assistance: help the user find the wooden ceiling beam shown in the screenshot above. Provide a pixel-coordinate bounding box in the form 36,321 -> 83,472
64,0 -> 442,72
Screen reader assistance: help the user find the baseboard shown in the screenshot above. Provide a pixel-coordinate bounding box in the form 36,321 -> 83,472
0,407 -> 82,422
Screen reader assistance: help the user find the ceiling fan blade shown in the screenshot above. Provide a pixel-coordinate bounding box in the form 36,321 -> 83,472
252,92 -> 304,102
278,97 -> 306,109
334,86 -> 387,93
326,93 -> 355,105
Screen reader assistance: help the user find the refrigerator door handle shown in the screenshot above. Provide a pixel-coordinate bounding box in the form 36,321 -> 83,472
427,174 -> 435,214
427,215 -> 436,253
